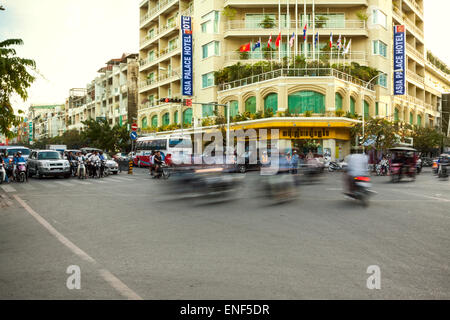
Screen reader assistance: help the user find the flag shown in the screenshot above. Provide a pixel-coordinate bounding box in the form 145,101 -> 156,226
275,32 -> 282,47
329,32 -> 333,48
343,39 -> 352,55
342,37 -> 347,55
337,34 -> 342,50
239,42 -> 251,52
268,34 -> 272,48
253,40 -> 261,51
289,32 -> 295,47
303,24 -> 307,41
314,32 -> 319,47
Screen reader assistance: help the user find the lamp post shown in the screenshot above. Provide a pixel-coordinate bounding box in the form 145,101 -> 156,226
361,72 -> 385,152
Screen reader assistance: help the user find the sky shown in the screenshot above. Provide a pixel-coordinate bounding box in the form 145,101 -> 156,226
0,0 -> 449,113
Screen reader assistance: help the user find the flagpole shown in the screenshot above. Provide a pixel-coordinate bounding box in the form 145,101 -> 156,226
303,0 -> 306,58
312,0 -> 315,64
295,0 -> 298,62
278,0 -> 281,63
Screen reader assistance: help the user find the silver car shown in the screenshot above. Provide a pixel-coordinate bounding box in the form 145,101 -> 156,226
27,150 -> 71,179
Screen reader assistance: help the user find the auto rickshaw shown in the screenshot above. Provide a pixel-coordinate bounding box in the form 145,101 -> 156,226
388,147 -> 418,183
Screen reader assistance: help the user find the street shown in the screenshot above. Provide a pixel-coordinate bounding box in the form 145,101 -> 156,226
0,168 -> 449,299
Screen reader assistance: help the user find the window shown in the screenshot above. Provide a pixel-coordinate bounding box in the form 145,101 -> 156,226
375,102 -> 379,116
226,101 -> 239,118
288,91 -> 325,114
162,113 -> 170,126
148,28 -> 155,38
148,50 -> 155,62
183,108 -> 192,125
174,111 -> 178,124
417,115 -> 422,126
147,72 -> 155,83
264,93 -> 278,114
201,11 -> 219,33
202,104 -> 215,117
335,93 -> 343,111
364,101 -> 370,118
202,72 -> 215,88
168,38 -> 178,51
394,108 -> 399,121
148,95 -> 154,105
409,112 -> 413,124
372,9 -> 387,28
168,88 -> 172,97
378,73 -> 388,87
350,97 -> 356,115
151,115 -> 158,128
141,117 -> 148,129
245,97 -> 256,114
373,40 -> 387,58
202,41 -> 220,59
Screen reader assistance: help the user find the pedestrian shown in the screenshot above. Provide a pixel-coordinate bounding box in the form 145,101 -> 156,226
290,150 -> 299,174
149,150 -> 156,176
153,151 -> 163,179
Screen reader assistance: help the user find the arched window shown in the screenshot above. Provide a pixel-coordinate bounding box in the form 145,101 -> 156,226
264,93 -> 278,114
394,108 -> 399,121
364,101 -> 370,118
335,93 -> 343,111
225,100 -> 239,118
151,115 -> 158,128
288,91 -> 325,114
162,113 -> 170,126
417,114 -> 422,126
183,108 -> 192,125
350,97 -> 356,115
245,96 -> 256,114
409,112 -> 413,124
174,111 -> 178,124
141,117 -> 148,129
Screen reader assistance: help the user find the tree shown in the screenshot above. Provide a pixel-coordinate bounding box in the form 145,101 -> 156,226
412,127 -> 444,155
1,6 -> 36,138
351,118 -> 399,150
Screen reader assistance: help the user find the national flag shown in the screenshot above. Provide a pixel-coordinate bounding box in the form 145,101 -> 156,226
253,40 -> 261,51
329,32 -> 333,48
275,32 -> 282,48
268,34 -> 272,48
337,34 -> 342,50
303,24 -> 307,41
342,37 -> 347,55
314,32 -> 319,47
289,32 -> 295,47
239,42 -> 251,52
343,39 -> 352,55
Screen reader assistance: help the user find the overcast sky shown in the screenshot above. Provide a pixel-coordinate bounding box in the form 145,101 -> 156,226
0,0 -> 449,113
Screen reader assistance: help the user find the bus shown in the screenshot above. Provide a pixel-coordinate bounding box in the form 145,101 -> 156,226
134,135 -> 192,167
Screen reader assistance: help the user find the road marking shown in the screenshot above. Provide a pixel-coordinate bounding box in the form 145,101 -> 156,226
109,176 -> 133,181
1,185 -> 16,193
12,194 -> 143,300
0,194 -> 14,206
390,188 -> 450,202
55,181 -> 74,187
71,180 -> 92,185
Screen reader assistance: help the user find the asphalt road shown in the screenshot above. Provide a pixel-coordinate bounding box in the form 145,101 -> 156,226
0,167 -> 449,299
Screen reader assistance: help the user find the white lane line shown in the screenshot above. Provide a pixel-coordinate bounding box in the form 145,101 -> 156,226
0,194 -> 14,206
109,177 -> 133,181
71,180 -> 92,185
55,181 -> 74,187
390,188 -> 450,202
12,194 -> 143,300
1,185 -> 17,193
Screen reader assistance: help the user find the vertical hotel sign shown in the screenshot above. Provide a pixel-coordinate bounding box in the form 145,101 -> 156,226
181,16 -> 193,96
393,25 -> 406,95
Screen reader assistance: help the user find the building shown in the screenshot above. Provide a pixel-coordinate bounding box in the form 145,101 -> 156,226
28,104 -> 66,141
137,1 -> 449,159
66,53 -> 139,132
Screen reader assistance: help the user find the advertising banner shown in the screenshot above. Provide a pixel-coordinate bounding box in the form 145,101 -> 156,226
181,15 -> 193,96
393,25 -> 406,95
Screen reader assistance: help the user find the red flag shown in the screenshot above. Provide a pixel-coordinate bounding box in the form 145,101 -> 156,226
239,42 -> 251,52
268,34 -> 272,48
275,32 -> 281,48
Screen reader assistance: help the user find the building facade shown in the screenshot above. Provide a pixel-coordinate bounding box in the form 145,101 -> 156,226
28,104 -> 66,141
136,0 -> 449,159
66,53 -> 139,132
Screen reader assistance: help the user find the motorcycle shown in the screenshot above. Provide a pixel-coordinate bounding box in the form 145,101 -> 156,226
100,159 -> 109,177
345,176 -> 373,207
262,172 -> 299,203
438,163 -> 448,179
327,160 -> 347,172
77,160 -> 87,179
375,162 -> 389,176
15,162 -> 27,183
416,158 -> 422,174
0,163 -> 5,184
70,160 -> 78,177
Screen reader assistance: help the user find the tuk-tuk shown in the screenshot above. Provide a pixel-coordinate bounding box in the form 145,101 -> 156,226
388,147 -> 418,183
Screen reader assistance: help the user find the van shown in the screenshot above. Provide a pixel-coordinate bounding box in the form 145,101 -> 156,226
0,146 -> 31,161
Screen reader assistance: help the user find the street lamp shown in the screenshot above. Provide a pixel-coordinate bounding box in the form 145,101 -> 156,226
361,72 -> 386,152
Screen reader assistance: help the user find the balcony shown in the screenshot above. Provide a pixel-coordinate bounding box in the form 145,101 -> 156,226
139,41 -> 181,72
139,68 -> 181,93
224,19 -> 367,38
406,43 -> 424,64
403,0 -> 424,18
224,50 -> 368,66
406,70 -> 424,87
140,20 -> 179,50
140,0 -> 178,29
392,5 -> 424,40
224,0 -> 368,7
140,0 -> 148,8
218,68 -> 375,92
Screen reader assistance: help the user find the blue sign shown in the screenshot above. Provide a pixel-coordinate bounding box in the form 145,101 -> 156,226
181,15 -> 193,96
393,25 -> 406,95
130,131 -> 137,140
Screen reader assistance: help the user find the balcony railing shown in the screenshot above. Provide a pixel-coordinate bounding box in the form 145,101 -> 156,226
139,68 -> 181,91
403,0 -> 423,17
140,0 -> 178,27
140,20 -> 179,48
407,70 -> 424,85
224,50 -> 367,66
218,68 -> 375,92
139,41 -> 180,69
406,43 -> 424,62
225,19 -> 366,33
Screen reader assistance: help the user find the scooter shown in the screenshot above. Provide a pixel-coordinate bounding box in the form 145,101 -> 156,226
15,162 -> 27,183
0,163 -> 5,184
345,176 -> 373,207
78,160 -> 87,179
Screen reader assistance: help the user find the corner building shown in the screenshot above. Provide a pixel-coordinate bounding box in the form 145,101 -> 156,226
138,0 -> 450,159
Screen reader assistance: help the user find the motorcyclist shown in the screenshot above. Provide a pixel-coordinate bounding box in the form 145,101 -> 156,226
13,151 -> 27,180
290,150 -> 299,174
153,151 -> 163,179
88,151 -> 100,178
0,153 -> 9,183
345,151 -> 369,193
379,155 -> 389,175
99,151 -> 106,177
76,152 -> 87,178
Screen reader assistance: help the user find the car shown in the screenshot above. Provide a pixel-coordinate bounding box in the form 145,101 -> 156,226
113,152 -> 129,161
27,150 -> 71,179
0,146 -> 31,161
103,153 -> 120,174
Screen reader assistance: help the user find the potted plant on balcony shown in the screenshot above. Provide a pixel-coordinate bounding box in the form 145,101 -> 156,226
356,10 -> 368,22
237,48 -> 249,60
259,15 -> 276,29
222,6 -> 237,20
315,15 -> 328,28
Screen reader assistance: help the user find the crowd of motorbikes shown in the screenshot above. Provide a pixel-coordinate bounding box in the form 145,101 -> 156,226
0,158 -> 27,184
68,153 -> 112,179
